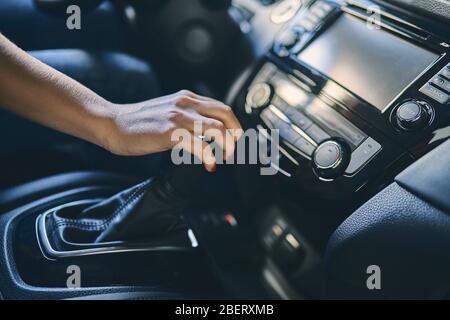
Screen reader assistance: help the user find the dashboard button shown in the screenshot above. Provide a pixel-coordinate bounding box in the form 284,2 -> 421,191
304,99 -> 367,147
306,124 -> 330,143
257,63 -> 277,82
296,16 -> 317,31
261,107 -> 286,128
293,136 -> 316,156
419,83 -> 450,104
316,1 -> 334,12
309,6 -> 330,20
279,123 -> 301,146
345,138 -> 381,175
440,66 -> 450,80
290,111 -> 313,131
431,75 -> 450,93
262,108 -> 316,156
284,106 -> 313,131
276,103 -> 313,131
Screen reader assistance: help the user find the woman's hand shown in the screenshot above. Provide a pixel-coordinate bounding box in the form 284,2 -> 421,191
0,34 -> 241,171
104,90 -> 243,172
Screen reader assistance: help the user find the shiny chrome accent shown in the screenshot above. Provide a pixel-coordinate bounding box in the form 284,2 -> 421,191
36,200 -> 197,260
313,141 -> 343,170
246,82 -> 272,113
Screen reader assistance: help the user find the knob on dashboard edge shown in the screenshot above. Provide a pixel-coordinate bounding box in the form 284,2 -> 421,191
395,100 -> 430,131
313,140 -> 349,179
245,83 -> 273,112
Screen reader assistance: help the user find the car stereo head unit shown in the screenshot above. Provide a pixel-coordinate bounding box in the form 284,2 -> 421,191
297,13 -> 439,113
239,0 -> 450,198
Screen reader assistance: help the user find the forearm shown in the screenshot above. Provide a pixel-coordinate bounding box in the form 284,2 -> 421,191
0,33 -> 115,148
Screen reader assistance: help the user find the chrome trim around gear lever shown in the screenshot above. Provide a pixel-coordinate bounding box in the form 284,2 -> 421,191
36,200 -> 199,260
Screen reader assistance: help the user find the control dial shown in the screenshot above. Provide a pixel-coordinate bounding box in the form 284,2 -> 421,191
313,140 -> 349,179
395,100 -> 431,131
274,28 -> 302,57
245,83 -> 273,113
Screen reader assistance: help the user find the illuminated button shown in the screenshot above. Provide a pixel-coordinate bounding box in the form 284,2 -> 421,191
345,137 -> 381,175
431,76 -> 450,93
440,66 -> 450,80
306,124 -> 330,143
293,136 -> 316,156
419,83 -> 450,104
260,107 -> 278,126
275,101 -> 313,131
279,123 -> 301,146
296,16 -> 317,31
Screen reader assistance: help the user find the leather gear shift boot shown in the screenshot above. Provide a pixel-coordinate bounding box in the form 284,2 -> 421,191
37,164 -> 206,257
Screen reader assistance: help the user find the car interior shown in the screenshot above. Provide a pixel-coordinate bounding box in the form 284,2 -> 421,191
0,0 -> 450,300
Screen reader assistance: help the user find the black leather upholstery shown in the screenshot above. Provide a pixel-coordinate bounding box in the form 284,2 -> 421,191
38,163 -> 206,257
43,177 -> 190,253
387,0 -> 450,22
325,139 -> 450,299
0,171 -> 138,213
326,182 -> 450,299
396,139 -> 450,213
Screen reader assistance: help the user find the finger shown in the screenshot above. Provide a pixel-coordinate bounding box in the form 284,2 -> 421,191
177,97 -> 243,140
178,112 -> 236,161
177,133 -> 217,172
196,102 -> 243,142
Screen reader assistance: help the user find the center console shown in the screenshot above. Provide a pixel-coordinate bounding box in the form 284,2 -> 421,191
237,0 -> 450,199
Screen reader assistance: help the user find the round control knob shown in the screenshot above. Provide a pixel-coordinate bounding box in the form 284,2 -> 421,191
313,140 -> 349,179
274,28 -> 302,57
395,101 -> 429,131
277,29 -> 300,50
246,83 -> 273,112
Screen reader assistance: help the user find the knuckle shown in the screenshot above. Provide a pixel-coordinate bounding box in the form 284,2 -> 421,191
167,109 -> 185,122
177,89 -> 194,97
207,119 -> 225,132
222,105 -> 233,114
175,95 -> 194,107
214,121 -> 226,131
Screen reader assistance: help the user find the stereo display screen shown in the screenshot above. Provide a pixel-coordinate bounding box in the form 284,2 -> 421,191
298,14 -> 439,112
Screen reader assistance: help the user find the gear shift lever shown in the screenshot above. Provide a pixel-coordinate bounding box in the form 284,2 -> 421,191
93,162 -> 207,243
37,163 -> 208,259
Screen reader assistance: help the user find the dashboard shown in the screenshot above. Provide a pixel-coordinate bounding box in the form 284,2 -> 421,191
232,0 -> 450,199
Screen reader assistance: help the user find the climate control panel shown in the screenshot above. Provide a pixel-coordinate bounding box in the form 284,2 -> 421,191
245,63 -> 382,180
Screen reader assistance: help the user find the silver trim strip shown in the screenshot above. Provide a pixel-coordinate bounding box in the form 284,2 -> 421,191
36,200 -> 198,260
